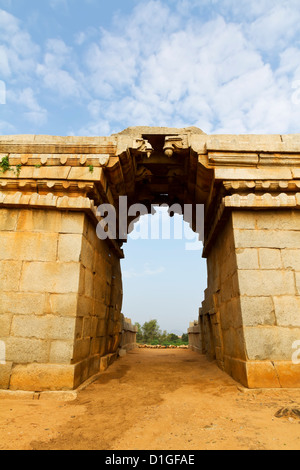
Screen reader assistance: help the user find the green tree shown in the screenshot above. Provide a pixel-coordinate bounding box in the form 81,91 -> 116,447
168,333 -> 180,344
134,322 -> 143,343
181,333 -> 188,343
142,319 -> 161,344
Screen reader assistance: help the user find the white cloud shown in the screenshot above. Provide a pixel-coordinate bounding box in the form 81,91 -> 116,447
2,1 -> 300,135
123,264 -> 166,279
9,87 -> 47,125
72,1 -> 300,135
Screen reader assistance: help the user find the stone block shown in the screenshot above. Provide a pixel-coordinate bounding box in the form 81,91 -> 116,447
80,237 -> 95,269
88,355 -> 101,378
246,361 -> 281,388
282,250 -> 300,271
10,363 -> 75,391
255,211 -> 300,231
20,262 -> 80,294
90,337 -> 101,355
49,341 -> 74,364
0,261 -> 22,291
223,356 -> 248,388
85,269 -> 94,298
0,292 -> 46,316
11,315 -> 76,341
259,249 -> 282,270
74,317 -> 83,340
68,167 -> 102,181
0,232 -> 58,262
57,234 -> 82,262
215,167 -> 292,181
82,317 -> 92,338
296,273 -> 300,295
236,248 -> 259,269
0,209 -> 18,231
17,209 -> 61,233
97,318 -> 107,337
77,295 -> 94,317
220,298 -> 243,330
238,270 -> 295,296
244,326 -> 300,361
222,327 -> 246,360
49,293 -> 78,317
0,314 -> 12,336
5,337 -> 49,363
100,352 -> 117,372
240,296 -> 275,327
235,229 -> 300,249
0,362 -> 13,389
73,338 -> 91,362
273,296 -> 300,327
60,212 -> 85,234
232,212 -> 256,229
274,362 -> 300,388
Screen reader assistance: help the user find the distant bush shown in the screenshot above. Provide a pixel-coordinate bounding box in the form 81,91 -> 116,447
134,319 -> 188,346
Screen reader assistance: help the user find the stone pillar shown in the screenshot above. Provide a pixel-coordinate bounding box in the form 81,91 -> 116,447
119,316 -> 138,353
202,213 -> 243,376
188,320 -> 202,353
0,134 -> 124,392
202,209 -> 300,388
0,206 -> 123,391
233,210 -> 300,388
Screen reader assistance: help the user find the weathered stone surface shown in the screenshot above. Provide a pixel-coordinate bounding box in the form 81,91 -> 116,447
0,292 -> 46,316
244,327 -> 300,361
10,364 -> 75,391
0,232 -> 58,262
1,128 -> 300,392
0,261 -> 22,291
57,234 -> 82,262
20,262 -> 81,293
238,271 -> 295,297
239,297 -> 275,327
0,363 -> 13,389
11,315 -> 76,341
5,337 -> 50,363
0,209 -> 18,231
273,297 -> 300,327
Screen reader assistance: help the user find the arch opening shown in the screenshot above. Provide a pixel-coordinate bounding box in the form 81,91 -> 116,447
121,206 -> 207,339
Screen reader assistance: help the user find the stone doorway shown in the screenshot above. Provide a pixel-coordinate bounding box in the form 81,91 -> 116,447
0,127 -> 300,391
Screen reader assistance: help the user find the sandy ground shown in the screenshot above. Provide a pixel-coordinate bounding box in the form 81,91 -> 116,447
0,348 -> 300,451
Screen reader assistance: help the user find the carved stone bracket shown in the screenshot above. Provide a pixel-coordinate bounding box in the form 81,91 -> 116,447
132,139 -> 153,158
163,135 -> 188,158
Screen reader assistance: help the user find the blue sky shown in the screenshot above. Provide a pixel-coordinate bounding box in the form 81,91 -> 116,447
0,0 -> 300,332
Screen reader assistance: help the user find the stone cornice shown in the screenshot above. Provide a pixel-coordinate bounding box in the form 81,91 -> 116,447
0,154 -> 110,167
223,180 -> 300,192
0,190 -> 124,259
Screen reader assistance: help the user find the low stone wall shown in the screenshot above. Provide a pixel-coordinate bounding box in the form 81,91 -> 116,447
188,321 -> 203,354
119,317 -> 138,355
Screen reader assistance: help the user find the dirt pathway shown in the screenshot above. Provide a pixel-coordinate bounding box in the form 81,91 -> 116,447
0,349 -> 300,450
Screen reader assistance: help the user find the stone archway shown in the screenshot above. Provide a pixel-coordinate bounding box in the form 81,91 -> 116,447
0,127 -> 299,391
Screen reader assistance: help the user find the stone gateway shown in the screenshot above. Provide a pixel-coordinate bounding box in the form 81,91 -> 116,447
0,127 -> 299,391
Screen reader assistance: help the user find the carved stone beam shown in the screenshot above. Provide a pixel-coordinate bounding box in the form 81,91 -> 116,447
163,135 -> 189,158
132,138 -> 154,158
